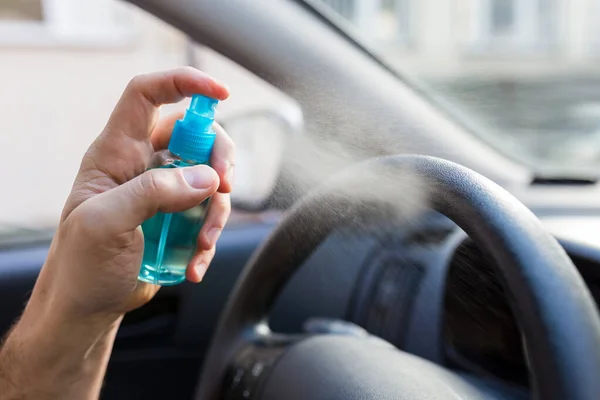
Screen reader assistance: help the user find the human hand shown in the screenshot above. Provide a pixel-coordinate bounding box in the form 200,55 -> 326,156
30,67 -> 233,322
0,68 -> 234,400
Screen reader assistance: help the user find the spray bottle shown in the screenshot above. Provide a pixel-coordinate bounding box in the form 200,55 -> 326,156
138,94 -> 218,286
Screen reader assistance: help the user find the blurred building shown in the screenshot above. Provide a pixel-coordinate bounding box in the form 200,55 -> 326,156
321,0 -> 600,165
322,0 -> 600,78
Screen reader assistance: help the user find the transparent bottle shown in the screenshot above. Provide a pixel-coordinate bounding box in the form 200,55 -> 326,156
138,95 -> 219,286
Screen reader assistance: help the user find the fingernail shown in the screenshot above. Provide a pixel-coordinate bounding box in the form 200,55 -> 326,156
195,263 -> 208,281
183,166 -> 215,189
207,227 -> 222,247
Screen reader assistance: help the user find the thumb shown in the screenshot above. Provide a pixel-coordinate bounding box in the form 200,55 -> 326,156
84,165 -> 219,234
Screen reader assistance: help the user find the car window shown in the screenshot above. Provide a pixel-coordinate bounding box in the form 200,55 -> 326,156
0,0 -> 293,241
315,0 -> 600,176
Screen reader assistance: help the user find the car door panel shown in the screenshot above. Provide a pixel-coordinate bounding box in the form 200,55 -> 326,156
0,223 -> 275,400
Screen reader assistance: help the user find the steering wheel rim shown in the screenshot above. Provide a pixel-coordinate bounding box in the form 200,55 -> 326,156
196,155 -> 600,400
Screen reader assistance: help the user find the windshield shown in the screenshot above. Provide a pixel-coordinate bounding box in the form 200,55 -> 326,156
314,0 -> 600,176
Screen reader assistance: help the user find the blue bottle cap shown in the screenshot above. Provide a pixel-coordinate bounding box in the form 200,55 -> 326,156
168,94 -> 219,164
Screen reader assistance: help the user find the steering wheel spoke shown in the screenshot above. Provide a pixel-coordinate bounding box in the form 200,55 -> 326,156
223,323 -> 309,400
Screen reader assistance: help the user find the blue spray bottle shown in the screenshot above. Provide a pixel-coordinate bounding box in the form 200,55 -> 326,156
138,94 -> 218,286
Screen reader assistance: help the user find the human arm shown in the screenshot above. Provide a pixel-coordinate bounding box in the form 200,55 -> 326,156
0,67 -> 234,399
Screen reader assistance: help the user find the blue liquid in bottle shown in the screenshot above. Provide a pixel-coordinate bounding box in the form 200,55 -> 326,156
138,95 -> 219,286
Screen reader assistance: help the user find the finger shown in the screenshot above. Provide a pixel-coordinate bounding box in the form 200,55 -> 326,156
197,192 -> 231,251
106,67 -> 229,142
185,192 -> 230,284
186,246 -> 217,283
84,164 -> 219,234
150,110 -> 185,150
210,123 -> 236,193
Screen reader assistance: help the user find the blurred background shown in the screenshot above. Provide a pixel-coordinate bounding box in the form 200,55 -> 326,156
1,0 -> 599,227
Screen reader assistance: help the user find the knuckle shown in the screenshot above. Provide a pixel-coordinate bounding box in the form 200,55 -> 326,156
207,248 -> 216,260
202,246 -> 217,261
138,170 -> 165,197
127,74 -> 145,91
218,197 -> 232,216
66,206 -> 103,240
178,65 -> 197,75
220,134 -> 236,155
210,197 -> 231,229
210,218 -> 227,231
213,193 -> 231,210
213,124 -> 235,155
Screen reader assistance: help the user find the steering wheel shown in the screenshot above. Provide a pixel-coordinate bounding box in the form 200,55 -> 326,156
195,155 -> 600,400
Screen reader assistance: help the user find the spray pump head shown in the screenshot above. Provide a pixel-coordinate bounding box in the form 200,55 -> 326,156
168,94 -> 219,163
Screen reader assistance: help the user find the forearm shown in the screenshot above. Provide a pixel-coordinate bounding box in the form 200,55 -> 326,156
0,304 -> 122,400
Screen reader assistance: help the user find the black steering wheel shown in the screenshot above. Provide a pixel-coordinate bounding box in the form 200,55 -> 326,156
195,155 -> 600,400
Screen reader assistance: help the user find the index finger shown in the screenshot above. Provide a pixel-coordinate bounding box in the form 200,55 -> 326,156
150,110 -> 185,150
106,67 -> 229,142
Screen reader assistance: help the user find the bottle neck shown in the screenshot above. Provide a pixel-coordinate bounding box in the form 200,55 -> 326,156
168,121 -> 216,165
169,150 -> 210,166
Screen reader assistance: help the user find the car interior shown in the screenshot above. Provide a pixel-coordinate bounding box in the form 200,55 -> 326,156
1,0 -> 600,399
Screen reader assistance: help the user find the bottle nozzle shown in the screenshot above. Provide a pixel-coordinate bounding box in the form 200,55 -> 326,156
189,95 -> 218,117
168,94 -> 219,163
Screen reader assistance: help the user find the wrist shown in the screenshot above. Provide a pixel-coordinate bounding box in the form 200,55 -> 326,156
0,301 -> 123,399
22,254 -> 126,334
